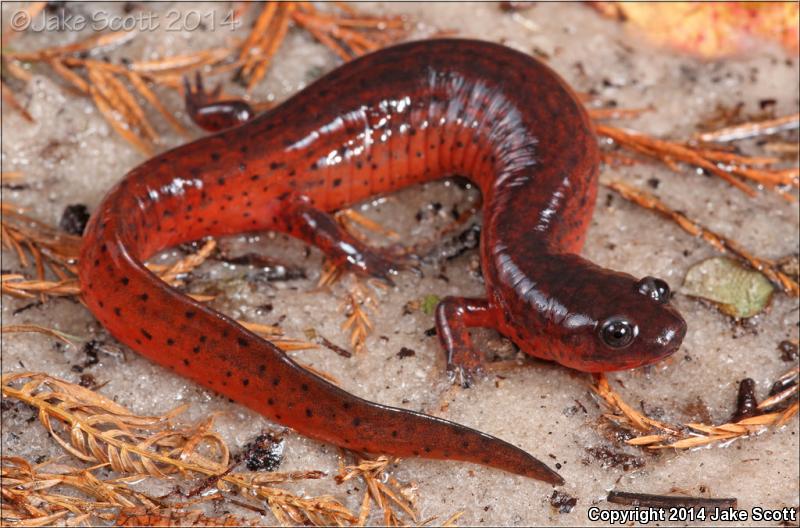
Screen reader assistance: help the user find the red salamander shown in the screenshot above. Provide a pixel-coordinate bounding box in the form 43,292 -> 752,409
79,39 -> 687,485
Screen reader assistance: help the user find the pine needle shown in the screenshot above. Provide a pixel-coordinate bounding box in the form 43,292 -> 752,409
1,373 -> 356,526
593,370 -> 799,451
605,180 -> 799,296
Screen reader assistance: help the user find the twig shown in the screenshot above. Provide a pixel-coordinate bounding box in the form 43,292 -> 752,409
607,491 -> 737,511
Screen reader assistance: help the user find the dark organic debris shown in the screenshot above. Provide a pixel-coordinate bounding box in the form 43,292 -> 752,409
607,490 -> 737,511
396,347 -> 416,359
585,446 -> 645,472
244,432 -> 285,472
549,490 -> 578,514
58,204 -> 91,236
730,378 -> 759,422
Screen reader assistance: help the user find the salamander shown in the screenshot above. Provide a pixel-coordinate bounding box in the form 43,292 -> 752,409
79,39 -> 686,485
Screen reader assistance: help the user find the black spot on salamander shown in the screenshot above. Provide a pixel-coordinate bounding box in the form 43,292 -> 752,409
237,337 -> 249,347
416,151 -> 422,158
355,160 -> 363,170
240,145 -> 248,153
166,338 -> 175,346
461,440 -> 469,448
242,378 -> 249,386
272,377 -> 280,386
185,311 -> 196,319
267,398 -> 275,405
332,178 -> 342,188
352,417 -> 361,426
113,307 -> 121,317
288,169 -> 296,177
259,364 -> 266,374
456,141 -> 464,148
141,329 -> 153,340
277,191 -> 290,201
270,162 -> 285,170
211,152 -> 221,161
121,277 -> 129,286
391,430 -> 398,437
217,177 -> 225,185
305,408 -> 313,418
301,383 -> 309,392
225,370 -> 232,378
192,346 -> 200,353
222,329 -> 229,338
342,402 -> 351,410
183,358 -> 190,366
199,335 -> 207,343
94,259 -> 100,267
250,174 -> 260,181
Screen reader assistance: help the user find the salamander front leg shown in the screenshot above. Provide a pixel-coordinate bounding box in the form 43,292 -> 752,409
435,297 -> 500,388
282,200 -> 411,286
184,72 -> 254,132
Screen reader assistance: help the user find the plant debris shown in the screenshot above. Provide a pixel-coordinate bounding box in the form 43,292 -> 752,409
549,490 -> 578,514
607,490 -> 737,511
682,257 -> 776,318
593,370 -> 799,451
58,204 -> 91,236
605,180 -> 799,296
335,455 -> 420,526
1,372 -> 354,526
243,433 -> 286,472
596,123 -> 799,201
3,2 -> 406,151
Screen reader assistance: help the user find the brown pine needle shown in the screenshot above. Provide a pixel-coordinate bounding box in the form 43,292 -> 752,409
48,58 -> 90,94
2,373 -> 355,526
605,180 -> 799,296
336,455 -> 418,526
1,80 -> 34,122
0,324 -> 80,346
115,508 -> 257,527
597,123 -> 758,197
239,2 -> 280,64
291,6 -> 406,62
245,3 -> 296,93
7,31 -> 135,62
335,209 -> 400,240
695,112 -> 800,143
146,240 -> 217,285
593,370 -> 799,451
126,71 -> 190,138
89,84 -> 153,156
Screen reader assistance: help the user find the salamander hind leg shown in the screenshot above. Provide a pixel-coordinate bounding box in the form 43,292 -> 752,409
435,297 -> 500,388
184,72 -> 254,132
281,199 -> 412,286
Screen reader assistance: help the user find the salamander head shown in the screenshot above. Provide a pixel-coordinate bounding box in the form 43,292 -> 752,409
553,273 -> 687,372
499,254 -> 687,372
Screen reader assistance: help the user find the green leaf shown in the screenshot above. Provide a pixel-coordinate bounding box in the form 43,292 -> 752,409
682,257 -> 775,318
420,294 -> 440,315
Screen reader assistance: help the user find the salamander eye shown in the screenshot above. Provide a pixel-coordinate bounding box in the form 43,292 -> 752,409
600,317 -> 637,348
637,276 -> 671,304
